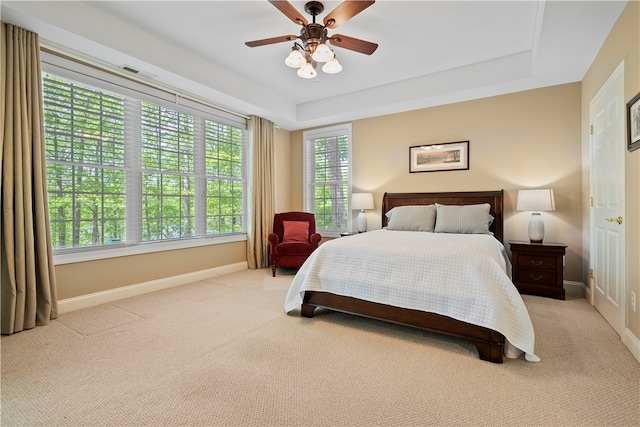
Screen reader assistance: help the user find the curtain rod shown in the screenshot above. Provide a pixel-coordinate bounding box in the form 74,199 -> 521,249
40,44 -> 251,121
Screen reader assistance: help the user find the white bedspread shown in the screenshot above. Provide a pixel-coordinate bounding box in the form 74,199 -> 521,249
284,230 -> 539,362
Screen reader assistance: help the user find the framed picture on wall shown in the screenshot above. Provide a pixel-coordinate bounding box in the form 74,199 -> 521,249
409,140 -> 469,173
628,91 -> 640,152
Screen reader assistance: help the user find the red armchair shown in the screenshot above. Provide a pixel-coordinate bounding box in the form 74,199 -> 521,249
269,212 -> 321,277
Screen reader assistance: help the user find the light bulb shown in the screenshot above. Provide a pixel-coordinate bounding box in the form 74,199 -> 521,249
322,57 -> 342,74
285,48 -> 306,68
311,43 -> 334,62
297,62 -> 317,79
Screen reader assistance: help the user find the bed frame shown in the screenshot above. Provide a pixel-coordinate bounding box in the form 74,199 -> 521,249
300,190 -> 506,363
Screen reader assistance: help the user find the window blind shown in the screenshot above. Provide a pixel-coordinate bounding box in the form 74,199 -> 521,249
42,50 -> 247,256
303,124 -> 352,234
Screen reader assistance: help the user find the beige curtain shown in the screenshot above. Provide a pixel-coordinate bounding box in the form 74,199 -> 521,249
1,23 -> 58,334
246,116 -> 275,269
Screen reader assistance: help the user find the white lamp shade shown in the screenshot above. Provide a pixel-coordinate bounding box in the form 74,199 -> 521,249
285,48 -> 306,68
351,193 -> 374,210
516,189 -> 555,212
322,57 -> 342,74
297,62 -> 317,79
311,43 -> 334,62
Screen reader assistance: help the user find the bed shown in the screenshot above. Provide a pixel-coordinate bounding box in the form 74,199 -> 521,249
284,190 -> 538,363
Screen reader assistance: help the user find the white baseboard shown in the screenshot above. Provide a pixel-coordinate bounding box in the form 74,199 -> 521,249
623,328 -> 640,363
58,262 -> 248,314
563,280 -> 588,297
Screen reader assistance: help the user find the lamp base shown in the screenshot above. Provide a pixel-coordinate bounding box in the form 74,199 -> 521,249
528,212 -> 545,243
357,210 -> 367,233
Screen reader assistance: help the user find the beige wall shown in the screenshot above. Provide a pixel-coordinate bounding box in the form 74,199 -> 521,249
290,83 -> 583,282
581,0 -> 640,337
55,240 -> 246,300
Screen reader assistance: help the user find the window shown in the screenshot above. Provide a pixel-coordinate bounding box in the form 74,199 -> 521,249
42,53 -> 247,259
303,124 -> 352,236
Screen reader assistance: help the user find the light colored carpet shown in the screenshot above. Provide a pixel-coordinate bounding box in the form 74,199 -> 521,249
1,268 -> 638,426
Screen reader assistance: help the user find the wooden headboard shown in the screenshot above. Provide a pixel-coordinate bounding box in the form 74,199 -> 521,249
381,190 -> 504,243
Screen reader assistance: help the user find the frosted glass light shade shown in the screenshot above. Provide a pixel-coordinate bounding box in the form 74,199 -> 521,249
322,57 -> 342,74
297,62 -> 317,79
311,43 -> 334,62
285,48 -> 306,68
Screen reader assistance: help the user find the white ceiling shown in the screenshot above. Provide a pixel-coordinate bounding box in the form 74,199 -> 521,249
1,0 -> 628,130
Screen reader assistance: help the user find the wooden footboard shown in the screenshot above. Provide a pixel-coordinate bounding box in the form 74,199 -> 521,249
302,291 -> 505,363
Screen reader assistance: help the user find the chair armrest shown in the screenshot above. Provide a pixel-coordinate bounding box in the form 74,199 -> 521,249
310,233 -> 321,247
268,233 -> 280,246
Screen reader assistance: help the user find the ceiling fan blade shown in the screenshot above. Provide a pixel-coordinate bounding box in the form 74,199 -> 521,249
268,0 -> 308,26
329,34 -> 378,55
323,0 -> 375,29
245,35 -> 298,48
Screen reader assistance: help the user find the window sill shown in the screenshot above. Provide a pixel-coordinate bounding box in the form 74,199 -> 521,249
53,234 -> 247,265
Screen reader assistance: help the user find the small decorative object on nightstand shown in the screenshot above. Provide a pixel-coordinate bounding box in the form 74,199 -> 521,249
339,232 -> 356,237
509,241 -> 567,300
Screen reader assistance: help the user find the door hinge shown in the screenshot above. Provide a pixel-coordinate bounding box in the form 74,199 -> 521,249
590,196 -> 593,207
589,268 -> 594,279
590,124 -> 593,135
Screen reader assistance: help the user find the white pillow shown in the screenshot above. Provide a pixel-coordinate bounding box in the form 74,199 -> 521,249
434,203 -> 492,234
385,205 -> 436,232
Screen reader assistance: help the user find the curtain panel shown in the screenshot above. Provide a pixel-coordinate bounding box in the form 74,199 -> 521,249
1,22 -> 58,334
246,116 -> 275,269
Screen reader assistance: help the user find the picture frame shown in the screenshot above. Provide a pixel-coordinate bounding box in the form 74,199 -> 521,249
628,91 -> 640,152
409,140 -> 469,173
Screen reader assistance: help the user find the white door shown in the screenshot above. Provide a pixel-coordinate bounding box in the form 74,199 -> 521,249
590,61 -> 626,336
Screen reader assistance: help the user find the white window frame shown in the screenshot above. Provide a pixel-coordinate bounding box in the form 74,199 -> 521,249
41,52 -> 248,264
303,123 -> 353,238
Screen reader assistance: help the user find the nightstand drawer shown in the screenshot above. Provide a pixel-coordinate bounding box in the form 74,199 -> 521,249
517,254 -> 557,272
515,268 -> 558,285
509,241 -> 566,299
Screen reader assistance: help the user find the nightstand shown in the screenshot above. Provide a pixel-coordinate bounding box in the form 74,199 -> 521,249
509,241 -> 567,300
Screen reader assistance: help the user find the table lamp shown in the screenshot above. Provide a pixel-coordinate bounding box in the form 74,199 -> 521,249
516,188 -> 555,243
351,193 -> 374,232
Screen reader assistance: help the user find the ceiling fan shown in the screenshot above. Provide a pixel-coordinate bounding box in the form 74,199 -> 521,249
245,0 -> 378,79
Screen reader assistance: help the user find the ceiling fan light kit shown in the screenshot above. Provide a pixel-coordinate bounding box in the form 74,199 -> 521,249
246,0 -> 378,80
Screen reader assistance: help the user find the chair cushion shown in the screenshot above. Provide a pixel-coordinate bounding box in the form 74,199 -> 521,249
274,241 -> 315,257
283,220 -> 309,242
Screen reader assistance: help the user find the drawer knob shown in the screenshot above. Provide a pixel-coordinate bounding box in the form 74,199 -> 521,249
529,274 -> 543,281
529,259 -> 543,266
